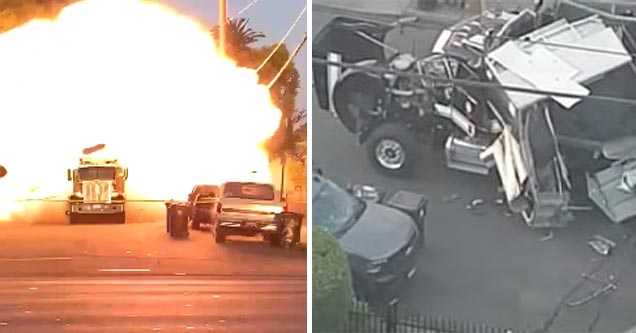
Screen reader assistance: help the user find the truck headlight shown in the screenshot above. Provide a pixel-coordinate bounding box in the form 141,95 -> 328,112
367,258 -> 388,274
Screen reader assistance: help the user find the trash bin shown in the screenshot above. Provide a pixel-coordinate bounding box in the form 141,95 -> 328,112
166,201 -> 189,239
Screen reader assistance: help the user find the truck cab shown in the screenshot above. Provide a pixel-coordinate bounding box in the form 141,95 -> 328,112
66,157 -> 129,224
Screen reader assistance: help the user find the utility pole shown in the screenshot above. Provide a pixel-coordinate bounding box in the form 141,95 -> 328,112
218,0 -> 227,57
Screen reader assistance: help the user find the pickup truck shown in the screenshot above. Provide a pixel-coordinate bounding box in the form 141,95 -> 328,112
214,181 -> 287,246
187,184 -> 220,230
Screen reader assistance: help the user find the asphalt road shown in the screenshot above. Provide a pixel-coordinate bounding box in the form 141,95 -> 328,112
0,220 -> 306,332
313,4 -> 636,332
0,277 -> 306,333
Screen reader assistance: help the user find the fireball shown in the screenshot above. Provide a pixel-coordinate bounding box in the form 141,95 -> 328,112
0,0 -> 282,220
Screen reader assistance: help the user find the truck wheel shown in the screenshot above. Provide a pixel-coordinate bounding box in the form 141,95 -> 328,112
365,122 -> 420,177
215,227 -> 227,243
69,213 -> 81,225
192,219 -> 201,230
269,233 -> 282,247
115,212 -> 126,224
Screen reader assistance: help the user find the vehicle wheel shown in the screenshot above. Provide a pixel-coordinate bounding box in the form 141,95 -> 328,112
69,213 -> 80,225
351,276 -> 370,302
269,233 -> 282,247
215,227 -> 227,243
115,212 -> 126,224
192,219 -> 201,230
365,122 -> 420,177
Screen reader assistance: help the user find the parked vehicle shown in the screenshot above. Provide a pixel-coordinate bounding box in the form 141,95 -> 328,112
214,181 -> 286,245
312,168 -> 427,305
187,184 -> 220,230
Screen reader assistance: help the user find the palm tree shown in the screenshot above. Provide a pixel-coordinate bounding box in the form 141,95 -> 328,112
211,18 -> 265,60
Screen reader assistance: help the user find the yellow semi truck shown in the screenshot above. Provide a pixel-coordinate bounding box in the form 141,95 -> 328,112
66,156 -> 128,224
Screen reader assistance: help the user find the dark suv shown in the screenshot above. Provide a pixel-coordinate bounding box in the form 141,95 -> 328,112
187,184 -> 220,230
312,170 -> 427,305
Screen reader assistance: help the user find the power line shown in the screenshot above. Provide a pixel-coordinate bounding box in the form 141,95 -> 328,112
235,0 -> 260,17
311,57 -> 636,107
256,4 -> 307,73
267,33 -> 307,89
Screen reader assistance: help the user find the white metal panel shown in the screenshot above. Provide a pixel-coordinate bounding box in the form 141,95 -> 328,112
487,15 -> 631,110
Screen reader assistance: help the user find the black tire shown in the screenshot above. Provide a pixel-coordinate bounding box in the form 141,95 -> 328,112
269,233 -> 282,247
192,220 -> 201,230
365,122 -> 420,177
114,212 -> 126,224
215,227 -> 227,243
69,213 -> 80,225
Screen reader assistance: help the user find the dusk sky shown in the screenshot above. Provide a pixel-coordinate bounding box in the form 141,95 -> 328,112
153,0 -> 307,110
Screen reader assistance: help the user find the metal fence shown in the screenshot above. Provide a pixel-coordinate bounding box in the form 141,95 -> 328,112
344,302 -> 527,333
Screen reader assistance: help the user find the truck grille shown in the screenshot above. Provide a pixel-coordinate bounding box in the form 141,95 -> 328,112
82,180 -> 112,203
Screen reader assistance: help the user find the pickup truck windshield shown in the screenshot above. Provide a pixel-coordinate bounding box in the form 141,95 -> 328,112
223,182 -> 275,200
78,167 -> 116,180
313,179 -> 365,237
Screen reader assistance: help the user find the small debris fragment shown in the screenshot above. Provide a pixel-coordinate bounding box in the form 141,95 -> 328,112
442,194 -> 460,203
567,283 -> 617,307
589,239 -> 611,256
471,198 -> 484,206
0,322 -> 7,326
24,311 -> 32,314
494,198 -> 504,205
212,295 -> 221,298
219,319 -> 226,323
186,326 -> 195,330
56,318 -> 61,322
152,328 -> 162,332
185,304 -> 192,307
503,211 -> 513,218
594,235 -> 616,248
126,251 -> 131,254
28,287 -> 37,290
541,231 -> 554,242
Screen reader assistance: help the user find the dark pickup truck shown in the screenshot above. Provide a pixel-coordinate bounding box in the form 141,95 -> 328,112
187,184 -> 220,230
312,169 -> 427,305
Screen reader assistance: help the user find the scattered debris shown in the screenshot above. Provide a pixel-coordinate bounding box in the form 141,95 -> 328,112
588,234 -> 617,256
503,210 -> 513,218
588,239 -> 612,256
466,198 -> 484,211
541,231 -> 554,242
566,283 -> 617,307
581,273 -> 615,285
471,198 -> 484,206
494,198 -> 504,205
442,194 -> 460,203
594,235 -> 617,248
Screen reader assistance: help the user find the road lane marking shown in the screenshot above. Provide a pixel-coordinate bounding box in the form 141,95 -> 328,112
98,268 -> 151,272
0,257 -> 71,262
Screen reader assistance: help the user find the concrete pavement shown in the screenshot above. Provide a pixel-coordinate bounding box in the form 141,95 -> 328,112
0,277 -> 306,332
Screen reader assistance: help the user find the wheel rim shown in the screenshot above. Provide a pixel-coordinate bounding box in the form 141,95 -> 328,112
375,139 -> 405,170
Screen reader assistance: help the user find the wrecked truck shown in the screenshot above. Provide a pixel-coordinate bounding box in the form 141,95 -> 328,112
313,0 -> 636,228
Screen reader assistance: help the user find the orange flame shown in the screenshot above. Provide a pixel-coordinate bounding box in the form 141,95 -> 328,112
0,0 -> 282,220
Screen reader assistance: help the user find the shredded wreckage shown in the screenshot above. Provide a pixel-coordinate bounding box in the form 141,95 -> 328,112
313,0 -> 636,228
